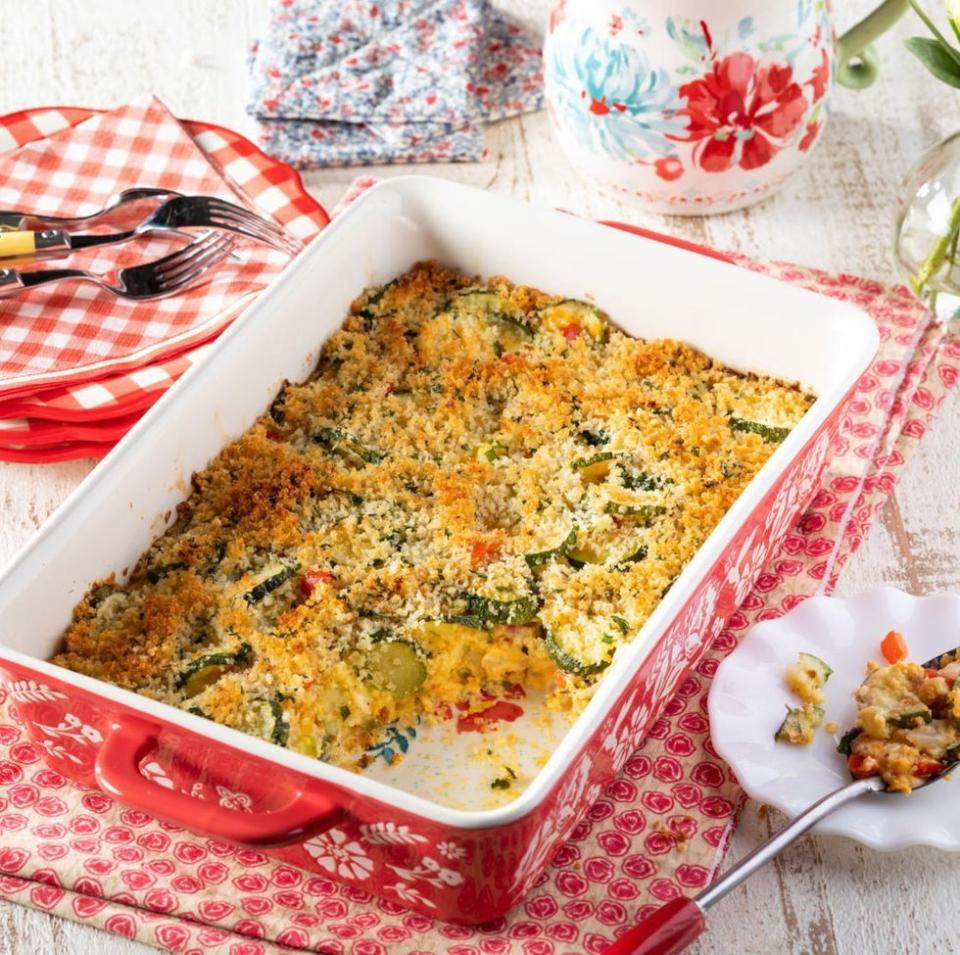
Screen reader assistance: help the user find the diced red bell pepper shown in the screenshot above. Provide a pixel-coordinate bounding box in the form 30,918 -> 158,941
925,668 -> 941,680
471,538 -> 501,565
561,323 -> 582,342
914,759 -> 944,778
880,629 -> 909,664
300,568 -> 334,597
457,701 -> 524,733
847,753 -> 879,779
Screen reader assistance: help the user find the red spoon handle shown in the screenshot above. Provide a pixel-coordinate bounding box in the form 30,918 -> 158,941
604,897 -> 706,955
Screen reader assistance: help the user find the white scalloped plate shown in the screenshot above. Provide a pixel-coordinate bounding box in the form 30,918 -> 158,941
709,587 -> 960,851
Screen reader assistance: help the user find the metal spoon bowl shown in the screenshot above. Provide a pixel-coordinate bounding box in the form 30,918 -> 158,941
0,187 -> 178,232
606,646 -> 960,955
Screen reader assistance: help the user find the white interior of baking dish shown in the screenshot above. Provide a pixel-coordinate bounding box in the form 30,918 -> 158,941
0,177 -> 879,824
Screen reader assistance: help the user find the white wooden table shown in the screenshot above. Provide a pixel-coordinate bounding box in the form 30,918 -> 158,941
0,2 -> 957,952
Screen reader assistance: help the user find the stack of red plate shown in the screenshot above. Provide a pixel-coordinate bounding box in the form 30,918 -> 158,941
0,100 -> 329,463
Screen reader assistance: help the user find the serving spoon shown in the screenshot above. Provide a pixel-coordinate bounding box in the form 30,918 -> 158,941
606,652 -> 959,955
0,187 -> 178,232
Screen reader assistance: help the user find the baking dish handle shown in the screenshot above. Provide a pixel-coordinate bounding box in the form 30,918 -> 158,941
94,716 -> 343,846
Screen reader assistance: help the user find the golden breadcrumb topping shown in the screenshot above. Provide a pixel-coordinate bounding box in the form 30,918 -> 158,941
54,262 -> 814,770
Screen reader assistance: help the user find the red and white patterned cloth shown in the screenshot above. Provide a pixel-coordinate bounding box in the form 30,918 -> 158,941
0,99 -> 275,398
0,99 -> 330,460
0,253 -> 956,953
0,343 -> 212,423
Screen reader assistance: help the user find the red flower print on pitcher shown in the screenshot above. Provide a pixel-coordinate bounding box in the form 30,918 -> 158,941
545,2 -> 905,211
674,52 -> 807,172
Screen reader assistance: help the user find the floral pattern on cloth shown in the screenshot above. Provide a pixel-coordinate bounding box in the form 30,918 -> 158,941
248,0 -> 544,167
0,240 -> 957,951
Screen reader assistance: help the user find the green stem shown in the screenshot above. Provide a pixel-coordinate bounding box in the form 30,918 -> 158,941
908,0 -> 960,68
911,193 -> 960,297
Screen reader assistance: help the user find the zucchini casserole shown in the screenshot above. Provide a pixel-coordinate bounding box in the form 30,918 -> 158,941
54,263 -> 815,770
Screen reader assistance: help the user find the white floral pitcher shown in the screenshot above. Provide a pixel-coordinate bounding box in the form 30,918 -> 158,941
544,0 -> 907,213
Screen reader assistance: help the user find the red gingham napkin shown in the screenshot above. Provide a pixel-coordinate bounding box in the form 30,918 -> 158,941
0,97 -> 296,400
0,242 -> 957,951
0,342 -> 212,424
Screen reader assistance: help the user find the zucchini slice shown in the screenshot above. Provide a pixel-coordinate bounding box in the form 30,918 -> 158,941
538,300 -> 607,341
618,544 -> 648,566
146,561 -> 187,584
525,527 -> 577,569
88,582 -> 119,608
775,704 -> 824,745
785,651 -> 833,704
448,288 -> 501,318
464,593 -> 540,626
891,706 -> 933,728
605,502 -> 667,525
448,288 -> 533,337
412,620 -> 480,643
566,543 -> 607,567
242,697 -> 289,746
544,630 -> 611,677
620,468 -> 670,492
611,615 -> 630,635
353,278 -> 397,324
177,643 -> 253,698
729,416 -> 791,444
243,562 -> 297,604
798,652 -> 833,682
364,639 -> 427,696
313,426 -> 383,465
580,428 -> 609,447
573,451 -> 619,483
569,539 -> 649,568
836,727 -> 861,755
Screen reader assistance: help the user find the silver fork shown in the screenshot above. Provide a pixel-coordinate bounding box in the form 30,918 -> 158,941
21,195 -> 301,258
0,231 -> 236,300
156,195 -> 302,255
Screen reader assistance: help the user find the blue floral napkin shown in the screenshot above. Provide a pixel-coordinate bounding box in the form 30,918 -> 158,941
248,0 -> 544,167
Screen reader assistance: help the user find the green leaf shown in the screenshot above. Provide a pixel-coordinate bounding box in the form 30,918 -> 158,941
904,36 -> 960,88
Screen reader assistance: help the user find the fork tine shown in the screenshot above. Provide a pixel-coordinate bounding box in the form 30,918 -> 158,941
155,243 -> 233,293
211,224 -> 297,254
157,251 -> 230,293
155,231 -> 232,274
156,234 -> 234,288
146,230 -> 225,274
204,196 -> 291,234
204,204 -> 295,237
205,213 -> 300,254
203,198 -> 301,252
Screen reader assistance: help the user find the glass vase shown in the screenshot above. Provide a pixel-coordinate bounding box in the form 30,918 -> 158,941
894,130 -> 960,319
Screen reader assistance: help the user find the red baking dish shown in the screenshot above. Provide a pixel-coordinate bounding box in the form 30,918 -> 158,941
0,178 -> 878,923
